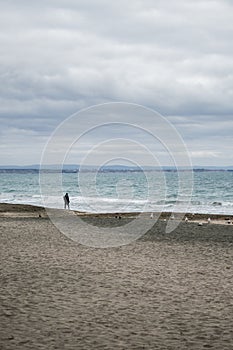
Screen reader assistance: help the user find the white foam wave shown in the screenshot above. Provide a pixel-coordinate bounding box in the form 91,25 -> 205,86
1,192 -> 233,215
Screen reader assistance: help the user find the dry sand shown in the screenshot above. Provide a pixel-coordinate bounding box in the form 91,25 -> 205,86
1,203 -> 233,349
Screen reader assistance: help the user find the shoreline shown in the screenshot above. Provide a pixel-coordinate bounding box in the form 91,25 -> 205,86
0,202 -> 232,225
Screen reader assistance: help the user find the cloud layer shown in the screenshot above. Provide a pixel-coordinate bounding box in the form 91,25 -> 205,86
1,0 -> 233,165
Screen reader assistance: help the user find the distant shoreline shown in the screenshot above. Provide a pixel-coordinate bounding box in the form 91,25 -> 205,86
1,166 -> 233,173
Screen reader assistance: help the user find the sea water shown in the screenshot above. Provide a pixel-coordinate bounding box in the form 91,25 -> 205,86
0,170 -> 233,215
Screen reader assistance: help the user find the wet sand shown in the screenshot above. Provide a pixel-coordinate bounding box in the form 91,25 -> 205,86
1,204 -> 233,349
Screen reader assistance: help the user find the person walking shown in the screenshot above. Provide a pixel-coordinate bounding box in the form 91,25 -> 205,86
63,192 -> 70,209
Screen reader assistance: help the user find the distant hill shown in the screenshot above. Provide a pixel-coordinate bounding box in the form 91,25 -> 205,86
0,164 -> 233,172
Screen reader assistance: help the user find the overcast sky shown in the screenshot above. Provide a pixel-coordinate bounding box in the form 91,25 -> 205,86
1,0 -> 233,166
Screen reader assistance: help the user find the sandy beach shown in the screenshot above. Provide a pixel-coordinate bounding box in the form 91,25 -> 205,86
1,203 -> 233,349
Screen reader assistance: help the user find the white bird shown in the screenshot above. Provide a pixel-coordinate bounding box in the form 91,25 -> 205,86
150,213 -> 154,219
185,217 -> 188,222
198,222 -> 203,226
207,217 -> 211,224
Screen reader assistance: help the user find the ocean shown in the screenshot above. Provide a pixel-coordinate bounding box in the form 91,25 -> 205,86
0,170 -> 233,215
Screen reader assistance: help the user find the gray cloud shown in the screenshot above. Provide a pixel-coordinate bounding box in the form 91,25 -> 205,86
0,0 -> 233,165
